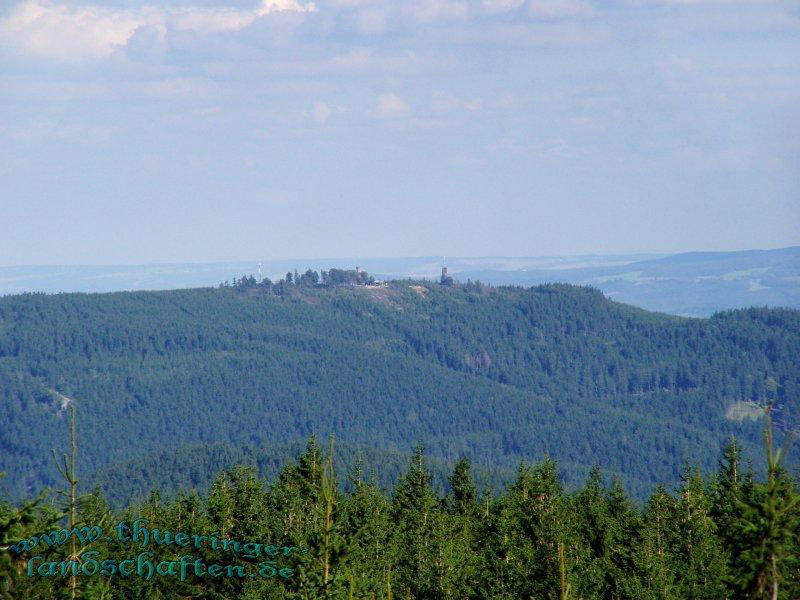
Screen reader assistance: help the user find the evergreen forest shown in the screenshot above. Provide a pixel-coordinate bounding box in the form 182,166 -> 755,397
1,427 -> 798,599
0,275 -> 798,502
0,273 -> 799,597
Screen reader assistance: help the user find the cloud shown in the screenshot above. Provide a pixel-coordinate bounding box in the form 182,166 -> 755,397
323,0 -> 376,6
139,77 -> 218,99
328,46 -> 375,70
0,0 -> 316,61
375,92 -> 409,117
0,75 -> 218,102
448,21 -> 606,46
634,0 -> 780,4
125,25 -> 167,63
482,0 -> 525,13
313,101 -> 333,122
406,0 -> 469,24
430,91 -> 484,113
357,6 -> 390,33
489,136 -> 589,159
0,1 -> 148,60
5,117 -> 121,145
323,47 -> 450,74
529,0 -> 595,18
321,0 -> 473,28
310,101 -> 346,123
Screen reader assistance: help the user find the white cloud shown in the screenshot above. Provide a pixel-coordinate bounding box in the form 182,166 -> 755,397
635,0 -> 779,4
0,75 -> 217,102
450,21 -> 606,46
310,101 -> 346,123
0,1 -> 147,60
322,0 -> 376,6
528,0 -> 595,18
329,46 -> 375,70
5,117 -> 121,145
139,77 -> 218,99
430,91 -> 484,113
313,101 -> 333,122
482,0 -> 525,13
357,6 -> 390,33
406,0 -> 469,24
323,47 -> 448,74
375,92 -> 409,117
0,0 -> 316,61
489,135 -> 589,159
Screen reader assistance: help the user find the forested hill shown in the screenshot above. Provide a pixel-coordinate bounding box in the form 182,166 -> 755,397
0,279 -> 798,503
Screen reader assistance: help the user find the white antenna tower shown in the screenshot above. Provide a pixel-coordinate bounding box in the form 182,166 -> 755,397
258,261 -> 263,281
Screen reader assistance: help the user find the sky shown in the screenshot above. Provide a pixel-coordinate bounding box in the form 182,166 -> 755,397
1,0 -> 798,265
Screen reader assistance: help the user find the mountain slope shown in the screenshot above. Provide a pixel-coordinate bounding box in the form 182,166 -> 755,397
0,281 -> 797,502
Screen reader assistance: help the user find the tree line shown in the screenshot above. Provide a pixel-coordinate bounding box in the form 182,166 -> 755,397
224,269 -> 376,294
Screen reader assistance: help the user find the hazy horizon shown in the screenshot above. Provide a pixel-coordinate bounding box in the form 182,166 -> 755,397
0,245 -> 797,269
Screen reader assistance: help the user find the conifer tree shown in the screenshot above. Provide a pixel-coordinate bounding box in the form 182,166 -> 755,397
341,467 -> 393,599
731,386 -> 799,600
268,436 -> 325,545
606,477 -> 644,598
638,484 -> 679,599
674,467 -> 728,599
482,459 -> 577,599
294,436 -> 351,599
440,458 -> 481,598
573,465 -> 609,597
447,458 -> 477,517
391,446 -> 443,599
0,474 -> 61,600
710,437 -> 750,595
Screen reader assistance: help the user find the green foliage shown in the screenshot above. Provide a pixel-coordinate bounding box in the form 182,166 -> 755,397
0,437 -> 798,599
0,281 -> 797,506
447,458 -> 476,517
730,391 -> 800,600
0,476 -> 62,600
673,467 -> 728,598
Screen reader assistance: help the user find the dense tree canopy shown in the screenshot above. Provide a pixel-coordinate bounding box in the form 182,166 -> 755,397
1,435 -> 798,599
0,278 -> 797,505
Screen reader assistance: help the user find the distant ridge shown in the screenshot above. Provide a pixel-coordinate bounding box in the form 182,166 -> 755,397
0,246 -> 798,316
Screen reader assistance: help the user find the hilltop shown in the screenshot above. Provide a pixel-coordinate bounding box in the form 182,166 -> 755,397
2,246 -> 798,317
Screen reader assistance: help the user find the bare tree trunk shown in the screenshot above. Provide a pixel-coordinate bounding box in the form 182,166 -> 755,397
770,553 -> 778,600
558,542 -> 569,600
52,401 -> 79,600
69,403 -> 78,600
322,436 -> 336,591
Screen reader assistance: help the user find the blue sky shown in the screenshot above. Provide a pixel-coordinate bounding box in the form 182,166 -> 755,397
1,0 -> 798,265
